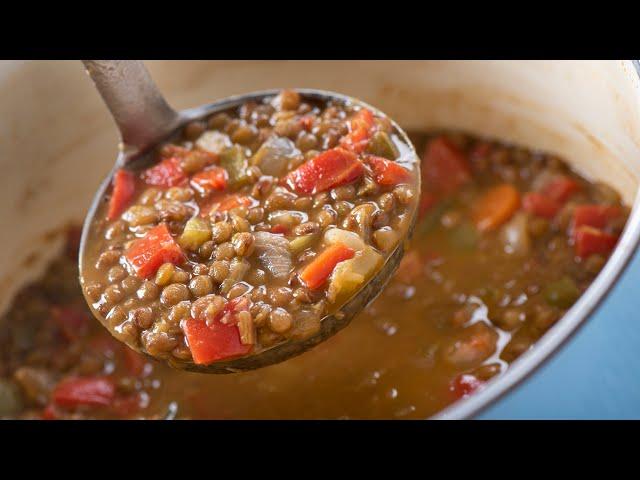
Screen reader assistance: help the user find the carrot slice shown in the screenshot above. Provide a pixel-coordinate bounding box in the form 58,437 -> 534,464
422,137 -> 471,196
522,192 -> 561,219
472,184 -> 521,232
190,166 -> 228,195
284,147 -> 364,195
574,226 -> 618,258
366,156 -> 411,186
107,169 -> 136,221
141,156 -> 187,188
125,223 -> 185,279
300,243 -> 355,290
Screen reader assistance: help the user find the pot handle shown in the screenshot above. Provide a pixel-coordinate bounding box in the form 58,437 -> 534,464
82,60 -> 181,151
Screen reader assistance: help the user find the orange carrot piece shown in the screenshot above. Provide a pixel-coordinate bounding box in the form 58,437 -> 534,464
472,183 -> 521,232
300,243 -> 355,290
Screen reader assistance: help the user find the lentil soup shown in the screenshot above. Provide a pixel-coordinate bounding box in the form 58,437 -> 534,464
0,131 -> 628,419
81,90 -> 420,368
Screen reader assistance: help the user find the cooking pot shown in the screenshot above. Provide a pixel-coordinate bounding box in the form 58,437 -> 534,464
2,60 -> 639,418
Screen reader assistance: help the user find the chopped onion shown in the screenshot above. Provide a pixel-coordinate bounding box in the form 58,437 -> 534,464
253,231 -> 292,280
196,131 -> 231,154
251,137 -> 300,177
500,212 -> 531,256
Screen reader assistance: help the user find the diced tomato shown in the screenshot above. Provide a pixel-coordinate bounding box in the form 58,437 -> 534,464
366,156 -> 411,186
123,348 -> 149,377
573,205 -> 622,230
125,223 -> 185,279
50,305 -> 90,341
183,296 -> 252,365
190,166 -> 228,195
200,194 -> 253,218
284,147 -> 364,195
522,192 -> 561,219
574,226 -> 618,258
141,156 -> 187,188
52,377 -> 116,408
542,176 -> 581,203
270,224 -> 289,235
107,169 -> 137,220
422,137 -> 471,196
183,317 -> 252,365
300,243 -> 355,290
340,108 -> 376,153
449,374 -> 484,400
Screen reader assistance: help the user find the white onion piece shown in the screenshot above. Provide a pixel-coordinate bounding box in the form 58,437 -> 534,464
251,137 -> 300,177
196,131 -> 231,154
253,231 -> 293,280
501,212 -> 531,256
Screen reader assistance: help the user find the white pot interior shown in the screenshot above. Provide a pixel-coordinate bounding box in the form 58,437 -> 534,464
2,60 -> 640,331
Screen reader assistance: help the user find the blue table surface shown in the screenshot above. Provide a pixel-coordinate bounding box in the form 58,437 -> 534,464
477,247 -> 640,419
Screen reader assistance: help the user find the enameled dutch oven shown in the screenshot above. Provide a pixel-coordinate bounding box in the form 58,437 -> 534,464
1,60 -> 639,419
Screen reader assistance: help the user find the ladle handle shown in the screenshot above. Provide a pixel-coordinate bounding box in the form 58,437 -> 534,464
82,60 -> 180,151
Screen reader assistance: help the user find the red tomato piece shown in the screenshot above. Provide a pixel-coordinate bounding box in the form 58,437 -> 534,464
183,318 -> 252,365
190,166 -> 228,195
340,108 -> 376,153
573,204 -> 622,230
449,374 -> 484,400
366,156 -> 411,186
200,194 -> 253,218
542,176 -> 581,203
574,226 -> 618,258
141,156 -> 187,188
522,192 -> 561,219
125,223 -> 185,279
107,169 -> 137,220
284,148 -> 364,195
422,137 -> 471,196
52,377 -> 116,408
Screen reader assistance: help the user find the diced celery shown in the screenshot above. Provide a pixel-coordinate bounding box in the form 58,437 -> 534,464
219,145 -> 249,188
327,246 -> 383,304
366,131 -> 399,160
179,218 -> 212,251
544,276 -> 580,309
289,234 -> 317,255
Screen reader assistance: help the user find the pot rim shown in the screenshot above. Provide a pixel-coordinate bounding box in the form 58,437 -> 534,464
433,60 -> 640,420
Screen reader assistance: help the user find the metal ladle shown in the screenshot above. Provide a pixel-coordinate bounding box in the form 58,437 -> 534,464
78,60 -> 420,373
